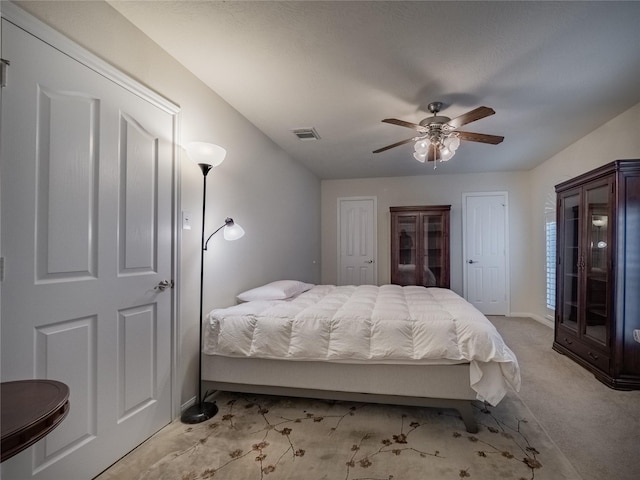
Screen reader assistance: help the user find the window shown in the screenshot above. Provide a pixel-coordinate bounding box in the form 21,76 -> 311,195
545,221 -> 556,310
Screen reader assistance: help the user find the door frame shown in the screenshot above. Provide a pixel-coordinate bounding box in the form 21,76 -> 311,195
337,196 -> 378,285
462,191 -> 510,315
2,2 -> 181,419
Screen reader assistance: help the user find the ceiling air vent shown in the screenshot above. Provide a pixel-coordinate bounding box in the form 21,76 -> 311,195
291,128 -> 321,141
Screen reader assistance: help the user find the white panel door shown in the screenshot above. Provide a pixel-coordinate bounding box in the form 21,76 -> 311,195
1,19 -> 175,479
463,193 -> 509,314
338,197 -> 377,285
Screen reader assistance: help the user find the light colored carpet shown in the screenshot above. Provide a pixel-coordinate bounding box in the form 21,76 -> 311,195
97,390 -> 579,480
488,316 -> 640,480
97,316 -> 640,480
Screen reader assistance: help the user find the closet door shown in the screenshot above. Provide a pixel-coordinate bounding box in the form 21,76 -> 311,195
1,17 -> 176,479
338,197 -> 377,285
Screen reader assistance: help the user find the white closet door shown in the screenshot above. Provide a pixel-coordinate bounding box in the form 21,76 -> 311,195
463,193 -> 509,315
338,197 -> 377,285
1,18 -> 175,479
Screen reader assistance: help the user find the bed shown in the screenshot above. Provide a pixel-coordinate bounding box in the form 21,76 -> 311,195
202,282 -> 520,433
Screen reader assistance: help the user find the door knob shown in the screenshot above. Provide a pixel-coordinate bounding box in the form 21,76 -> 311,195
154,280 -> 174,291
365,260 -> 374,264
468,260 -> 477,264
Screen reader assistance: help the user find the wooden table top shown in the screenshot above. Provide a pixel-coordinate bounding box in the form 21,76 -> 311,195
1,379 -> 70,462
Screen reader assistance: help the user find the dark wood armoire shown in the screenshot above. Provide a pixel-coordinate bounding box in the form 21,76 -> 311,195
390,205 -> 450,288
553,159 -> 640,389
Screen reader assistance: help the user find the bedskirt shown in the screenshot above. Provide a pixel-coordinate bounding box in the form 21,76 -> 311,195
201,355 -> 480,432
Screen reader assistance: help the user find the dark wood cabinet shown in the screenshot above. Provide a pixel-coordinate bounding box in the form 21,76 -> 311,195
390,205 -> 450,288
553,159 -> 640,390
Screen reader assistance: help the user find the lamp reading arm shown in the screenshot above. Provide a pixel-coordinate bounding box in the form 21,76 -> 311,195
203,217 -> 244,249
203,218 -> 234,250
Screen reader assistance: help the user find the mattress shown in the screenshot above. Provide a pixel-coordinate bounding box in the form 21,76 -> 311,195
204,284 -> 520,405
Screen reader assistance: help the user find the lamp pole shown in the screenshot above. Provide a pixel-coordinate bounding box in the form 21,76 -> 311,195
181,163 -> 218,424
181,142 -> 243,423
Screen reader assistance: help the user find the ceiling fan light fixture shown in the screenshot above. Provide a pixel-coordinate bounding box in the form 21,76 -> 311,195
414,139 -> 429,154
440,147 -> 454,161
443,135 -> 460,152
413,151 -> 427,163
413,133 -> 458,164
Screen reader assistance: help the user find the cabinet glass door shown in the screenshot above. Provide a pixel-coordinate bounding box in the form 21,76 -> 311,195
422,214 -> 443,286
395,215 -> 417,285
584,184 -> 610,345
560,192 -> 580,331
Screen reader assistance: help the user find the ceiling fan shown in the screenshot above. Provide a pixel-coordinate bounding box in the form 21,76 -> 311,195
373,102 -> 504,165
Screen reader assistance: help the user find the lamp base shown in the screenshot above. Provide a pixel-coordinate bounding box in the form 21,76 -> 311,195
180,401 -> 219,424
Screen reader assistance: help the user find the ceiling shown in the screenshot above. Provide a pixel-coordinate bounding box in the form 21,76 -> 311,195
108,1 -> 640,179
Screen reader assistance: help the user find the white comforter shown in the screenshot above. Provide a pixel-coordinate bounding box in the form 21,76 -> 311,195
204,285 -> 520,405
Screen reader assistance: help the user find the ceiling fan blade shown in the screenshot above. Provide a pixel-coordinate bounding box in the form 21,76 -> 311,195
446,106 -> 495,129
428,143 -> 436,162
456,131 -> 504,145
372,136 -> 419,153
382,118 -> 428,133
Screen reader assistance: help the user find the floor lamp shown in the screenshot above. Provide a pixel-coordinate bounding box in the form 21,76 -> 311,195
181,142 -> 245,424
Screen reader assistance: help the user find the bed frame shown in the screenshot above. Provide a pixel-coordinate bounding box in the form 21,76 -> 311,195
202,355 -> 479,433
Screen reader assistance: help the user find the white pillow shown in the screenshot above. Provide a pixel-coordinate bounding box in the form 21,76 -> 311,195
236,280 -> 314,302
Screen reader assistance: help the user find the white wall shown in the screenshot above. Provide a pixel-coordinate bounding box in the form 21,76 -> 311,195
15,1 -> 321,408
526,102 -> 640,323
321,172 -> 532,312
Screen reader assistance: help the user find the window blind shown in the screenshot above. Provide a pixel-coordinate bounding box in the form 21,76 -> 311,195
545,221 -> 557,310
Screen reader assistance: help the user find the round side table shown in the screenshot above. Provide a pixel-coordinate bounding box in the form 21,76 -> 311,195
1,379 -> 70,462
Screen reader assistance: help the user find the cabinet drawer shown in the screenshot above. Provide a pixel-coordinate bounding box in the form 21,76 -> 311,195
557,334 -> 610,372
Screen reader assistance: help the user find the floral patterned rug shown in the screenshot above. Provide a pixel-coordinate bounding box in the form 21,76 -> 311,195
97,391 -> 581,480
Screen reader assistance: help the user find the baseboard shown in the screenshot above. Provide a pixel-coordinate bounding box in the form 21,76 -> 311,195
507,312 -> 554,329
181,395 -> 196,412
